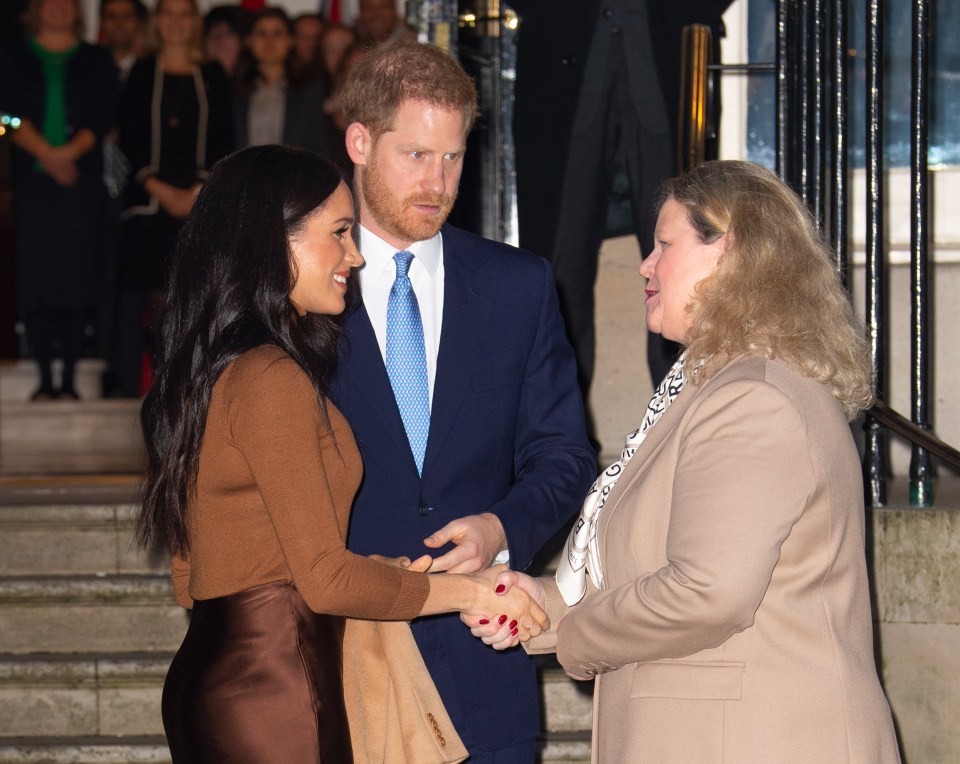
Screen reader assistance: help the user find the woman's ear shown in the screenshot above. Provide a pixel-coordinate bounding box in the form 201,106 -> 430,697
344,122 -> 370,167
717,231 -> 733,262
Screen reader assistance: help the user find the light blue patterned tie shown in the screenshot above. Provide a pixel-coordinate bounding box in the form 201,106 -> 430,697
386,250 -> 430,475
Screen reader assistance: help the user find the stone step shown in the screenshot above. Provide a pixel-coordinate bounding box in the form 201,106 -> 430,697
538,731 -> 592,764
0,400 -> 144,476
0,735 -> 590,764
0,654 -> 593,739
0,576 -> 187,655
0,478 -> 140,508
537,656 -> 594,734
0,653 -> 170,738
0,504 -> 165,577
0,658 -> 589,763
0,737 -> 170,763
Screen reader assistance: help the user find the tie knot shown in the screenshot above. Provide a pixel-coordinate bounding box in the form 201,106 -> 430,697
394,250 -> 414,277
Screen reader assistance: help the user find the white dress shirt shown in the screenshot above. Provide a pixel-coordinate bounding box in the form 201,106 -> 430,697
357,225 -> 445,408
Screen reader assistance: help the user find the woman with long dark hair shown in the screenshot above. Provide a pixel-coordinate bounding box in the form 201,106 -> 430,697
138,145 -> 546,761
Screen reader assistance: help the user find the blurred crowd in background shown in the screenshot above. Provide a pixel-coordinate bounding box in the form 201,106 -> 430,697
0,0 -> 414,399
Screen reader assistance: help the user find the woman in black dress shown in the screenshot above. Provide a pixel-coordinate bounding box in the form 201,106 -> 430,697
113,0 -> 233,397
0,0 -> 118,399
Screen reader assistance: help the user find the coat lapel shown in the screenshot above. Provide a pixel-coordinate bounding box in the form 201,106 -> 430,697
597,356 -> 749,532
593,378 -> 700,544
421,230 -> 493,474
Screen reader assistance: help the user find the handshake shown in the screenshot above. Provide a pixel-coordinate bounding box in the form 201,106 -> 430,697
378,554 -> 548,650
461,566 -> 548,650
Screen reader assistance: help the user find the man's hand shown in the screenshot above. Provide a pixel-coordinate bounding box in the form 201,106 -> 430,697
423,512 -> 506,574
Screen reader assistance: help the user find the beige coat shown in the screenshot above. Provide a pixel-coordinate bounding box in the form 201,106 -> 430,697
343,619 -> 468,764
528,357 -> 900,763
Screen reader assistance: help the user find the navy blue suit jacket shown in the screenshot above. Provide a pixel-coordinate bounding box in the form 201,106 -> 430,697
330,224 -> 595,752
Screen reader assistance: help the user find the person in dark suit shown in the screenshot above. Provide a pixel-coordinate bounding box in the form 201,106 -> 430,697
330,39 -> 596,763
510,0 -> 732,404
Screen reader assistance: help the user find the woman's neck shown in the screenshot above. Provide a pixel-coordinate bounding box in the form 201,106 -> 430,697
161,47 -> 194,73
258,63 -> 285,86
34,30 -> 77,52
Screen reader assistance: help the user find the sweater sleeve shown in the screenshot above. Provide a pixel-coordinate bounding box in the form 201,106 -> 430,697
226,352 -> 429,620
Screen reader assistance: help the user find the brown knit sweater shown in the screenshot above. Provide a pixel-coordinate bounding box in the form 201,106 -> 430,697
170,344 -> 429,620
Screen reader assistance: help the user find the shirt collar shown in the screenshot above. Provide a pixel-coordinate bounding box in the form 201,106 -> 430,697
358,224 -> 443,279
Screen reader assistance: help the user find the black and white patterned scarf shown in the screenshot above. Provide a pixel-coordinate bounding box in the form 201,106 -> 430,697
556,353 -> 688,605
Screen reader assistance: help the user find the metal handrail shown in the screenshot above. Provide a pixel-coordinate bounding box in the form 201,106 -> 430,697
677,24 -> 713,173
677,26 -> 776,173
867,400 -> 960,472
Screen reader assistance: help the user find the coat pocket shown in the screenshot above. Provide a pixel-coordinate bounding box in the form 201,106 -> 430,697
630,660 -> 744,700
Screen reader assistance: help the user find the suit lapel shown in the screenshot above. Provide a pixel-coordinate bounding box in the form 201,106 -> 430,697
342,303 -> 419,469
422,229 -> 493,474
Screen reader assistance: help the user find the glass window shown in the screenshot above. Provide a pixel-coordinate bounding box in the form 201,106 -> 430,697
746,0 -> 960,169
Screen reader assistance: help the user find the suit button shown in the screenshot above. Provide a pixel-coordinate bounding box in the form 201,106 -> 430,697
561,56 -> 577,66
418,503 -> 432,516
602,7 -> 613,17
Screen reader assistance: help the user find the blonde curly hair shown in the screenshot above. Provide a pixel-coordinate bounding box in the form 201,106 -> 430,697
665,160 -> 873,420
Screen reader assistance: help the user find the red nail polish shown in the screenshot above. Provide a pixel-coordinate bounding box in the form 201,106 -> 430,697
511,628 -> 519,636
509,620 -> 517,630
478,619 -> 489,625
495,584 -> 505,593
498,614 -> 507,625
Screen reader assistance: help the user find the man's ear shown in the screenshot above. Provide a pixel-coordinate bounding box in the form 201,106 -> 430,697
345,122 -> 371,166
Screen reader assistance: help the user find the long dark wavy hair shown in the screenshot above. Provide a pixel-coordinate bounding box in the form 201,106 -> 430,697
136,145 -> 353,555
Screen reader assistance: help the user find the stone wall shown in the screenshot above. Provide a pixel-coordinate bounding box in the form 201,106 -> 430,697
872,507 -> 960,764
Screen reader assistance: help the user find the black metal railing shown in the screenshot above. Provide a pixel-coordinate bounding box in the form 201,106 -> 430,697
862,0 -> 888,505
681,0 -> 959,507
907,0 -> 935,507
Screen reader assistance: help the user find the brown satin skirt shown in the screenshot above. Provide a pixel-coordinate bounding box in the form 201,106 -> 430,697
162,582 -> 353,763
